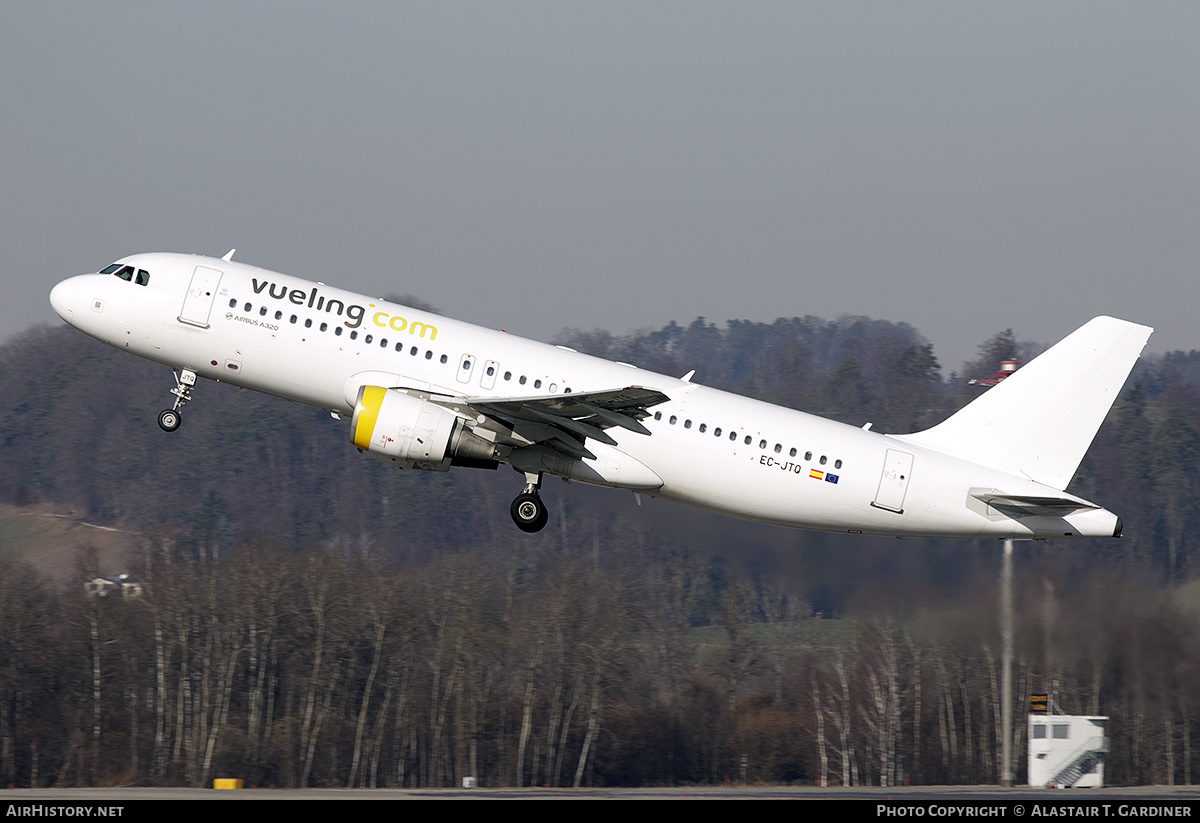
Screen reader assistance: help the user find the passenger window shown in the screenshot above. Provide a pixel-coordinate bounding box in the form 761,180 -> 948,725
229,299 -> 237,308
759,440 -> 767,449
805,451 -> 812,461
411,347 -> 418,356
730,431 -> 737,441
350,331 -> 358,340
259,306 -> 267,316
364,334 -> 372,343
275,311 -> 283,320
504,371 -> 512,380
534,379 -> 542,389
774,444 -> 781,453
486,366 -> 495,376
463,360 -> 471,370
425,351 -> 433,360
744,436 -> 752,445
440,354 -> 448,363
789,448 -> 797,457
244,302 -> 252,312
654,411 -> 662,421
669,415 -> 677,425
305,319 -> 313,328
395,342 -> 402,351
699,423 -> 706,433
835,459 -> 842,469
820,455 -> 827,465
380,338 -> 387,347
684,419 -> 692,429
520,376 -> 527,385
335,326 -> 343,336
321,323 -> 328,332
290,315 -> 298,324
714,427 -> 722,437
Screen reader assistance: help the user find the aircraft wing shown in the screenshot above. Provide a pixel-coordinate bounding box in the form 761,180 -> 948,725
466,386 -> 670,460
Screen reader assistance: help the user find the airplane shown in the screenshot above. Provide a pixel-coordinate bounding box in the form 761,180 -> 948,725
49,251 -> 1151,538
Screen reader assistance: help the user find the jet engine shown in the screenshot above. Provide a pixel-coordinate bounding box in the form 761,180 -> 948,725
351,386 -> 498,471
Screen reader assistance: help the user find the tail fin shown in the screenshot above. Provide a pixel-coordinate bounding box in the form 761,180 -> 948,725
895,316 -> 1152,490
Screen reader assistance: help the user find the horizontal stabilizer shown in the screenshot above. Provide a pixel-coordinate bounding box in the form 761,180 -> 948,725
970,489 -> 1099,517
897,316 -> 1152,490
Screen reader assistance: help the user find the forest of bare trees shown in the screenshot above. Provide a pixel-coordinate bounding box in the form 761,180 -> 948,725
1,315 -> 1199,788
1,536 -> 1196,788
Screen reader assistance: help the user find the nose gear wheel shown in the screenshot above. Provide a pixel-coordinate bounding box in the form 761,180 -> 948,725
157,409 -> 182,432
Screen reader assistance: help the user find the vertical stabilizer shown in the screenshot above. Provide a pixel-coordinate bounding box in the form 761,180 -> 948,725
895,316 -> 1152,490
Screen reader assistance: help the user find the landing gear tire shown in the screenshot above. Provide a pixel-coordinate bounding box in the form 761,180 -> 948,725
158,409 -> 182,432
510,493 -> 548,533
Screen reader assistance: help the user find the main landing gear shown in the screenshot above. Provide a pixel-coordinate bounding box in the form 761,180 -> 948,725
510,472 -> 548,533
158,369 -> 197,433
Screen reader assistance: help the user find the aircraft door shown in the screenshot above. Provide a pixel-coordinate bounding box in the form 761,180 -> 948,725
456,354 -> 476,384
873,449 -> 914,513
179,266 -> 223,328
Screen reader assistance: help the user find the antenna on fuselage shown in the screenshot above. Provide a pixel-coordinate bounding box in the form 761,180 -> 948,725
221,249 -> 236,262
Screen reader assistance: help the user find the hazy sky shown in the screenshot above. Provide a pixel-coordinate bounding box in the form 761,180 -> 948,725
3,2 -> 1197,371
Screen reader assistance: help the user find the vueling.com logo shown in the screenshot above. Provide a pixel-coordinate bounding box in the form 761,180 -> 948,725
251,279 -> 437,340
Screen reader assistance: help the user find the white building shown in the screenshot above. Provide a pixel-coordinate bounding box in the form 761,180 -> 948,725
1028,715 -> 1108,788
84,573 -> 144,599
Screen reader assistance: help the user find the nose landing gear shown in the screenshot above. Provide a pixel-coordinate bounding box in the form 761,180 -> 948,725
158,369 -> 197,432
510,472 -> 548,533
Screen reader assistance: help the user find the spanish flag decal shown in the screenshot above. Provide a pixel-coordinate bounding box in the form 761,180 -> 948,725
809,469 -> 824,480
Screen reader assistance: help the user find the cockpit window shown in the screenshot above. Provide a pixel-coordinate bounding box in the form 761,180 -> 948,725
101,263 -> 150,285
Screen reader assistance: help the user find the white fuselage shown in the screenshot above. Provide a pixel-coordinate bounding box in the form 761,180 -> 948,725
50,252 -> 1126,540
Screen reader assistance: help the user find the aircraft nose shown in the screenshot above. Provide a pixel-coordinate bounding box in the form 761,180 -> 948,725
49,275 -> 85,321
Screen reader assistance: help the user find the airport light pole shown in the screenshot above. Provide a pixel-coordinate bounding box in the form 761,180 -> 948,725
1000,537 -> 1014,787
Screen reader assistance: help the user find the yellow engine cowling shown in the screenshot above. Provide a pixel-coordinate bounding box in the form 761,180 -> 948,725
351,386 -> 497,471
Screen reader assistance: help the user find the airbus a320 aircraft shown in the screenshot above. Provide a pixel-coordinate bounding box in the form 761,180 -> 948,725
50,252 -> 1151,537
